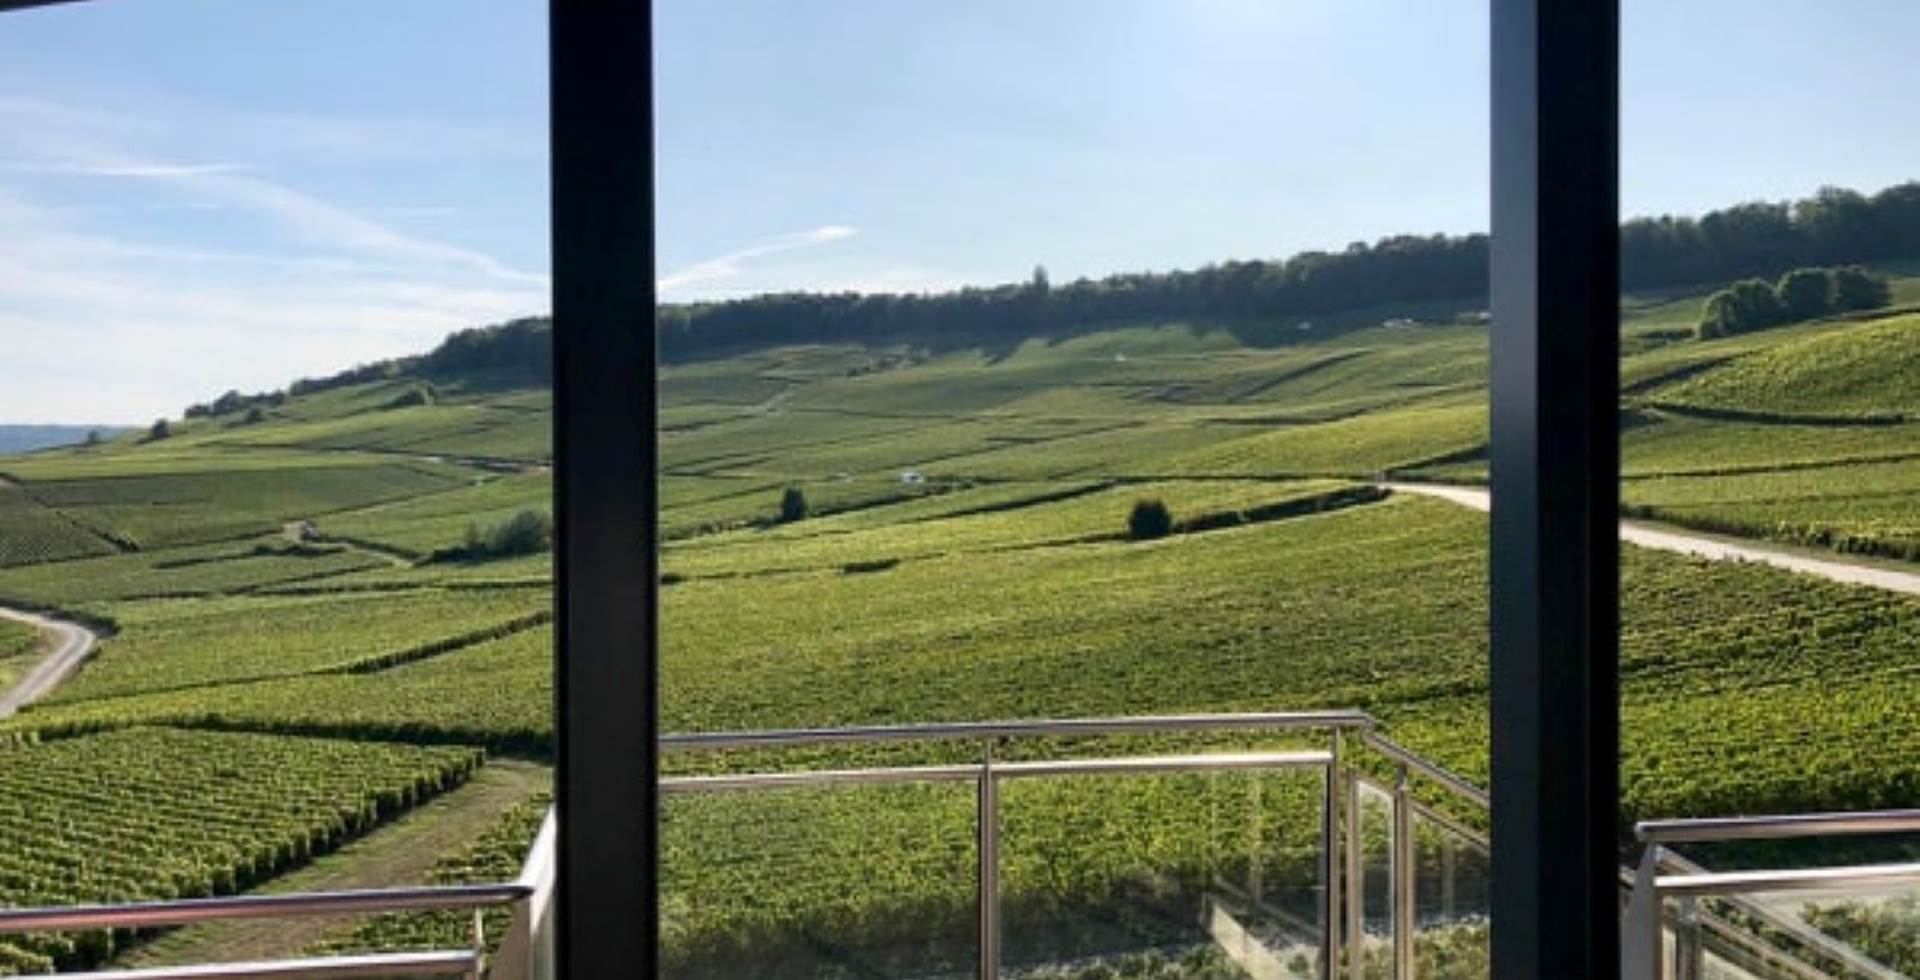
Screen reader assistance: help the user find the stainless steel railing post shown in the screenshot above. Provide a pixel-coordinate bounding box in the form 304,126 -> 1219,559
1345,770 -> 1365,979
1392,766 -> 1415,980
1621,847 -> 1664,980
979,739 -> 1001,980
1673,896 -> 1701,980
1322,732 -> 1342,980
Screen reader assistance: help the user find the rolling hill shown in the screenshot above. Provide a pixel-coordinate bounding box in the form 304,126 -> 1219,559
4,264 -> 1920,974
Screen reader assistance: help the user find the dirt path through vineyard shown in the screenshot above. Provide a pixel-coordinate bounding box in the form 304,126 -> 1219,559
0,605 -> 98,718
1385,482 -> 1920,597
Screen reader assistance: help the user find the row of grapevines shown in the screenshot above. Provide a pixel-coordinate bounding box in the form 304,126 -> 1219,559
0,488 -> 116,568
0,727 -> 482,974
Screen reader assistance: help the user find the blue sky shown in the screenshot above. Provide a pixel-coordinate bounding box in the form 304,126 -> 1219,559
3,1 -> 1919,422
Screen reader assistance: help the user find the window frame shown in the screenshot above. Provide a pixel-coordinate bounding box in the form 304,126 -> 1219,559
0,0 -> 1623,974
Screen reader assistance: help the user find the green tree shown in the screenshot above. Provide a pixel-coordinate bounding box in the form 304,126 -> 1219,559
1127,498 -> 1174,540
1697,278 -> 1785,338
779,486 -> 810,523
463,509 -> 553,559
146,419 -> 172,442
1775,268 -> 1833,320
1831,265 -> 1893,311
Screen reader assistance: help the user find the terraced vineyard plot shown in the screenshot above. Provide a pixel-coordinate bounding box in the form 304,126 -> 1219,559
1654,314 -> 1920,418
1155,401 -> 1487,477
50,589 -> 552,703
297,555 -> 552,590
661,411 -> 938,475
319,473 -> 549,558
1620,413 -> 1920,477
0,486 -> 116,567
7,627 -> 553,753
23,464 -> 467,549
922,422 -> 1250,481
732,416 -> 1129,482
659,357 -> 807,407
659,476 -> 941,540
1624,457 -> 1920,559
238,404 -> 551,463
1380,545 -> 1920,822
663,479 -> 1369,579
658,496 -> 1490,734
0,728 -> 482,973
0,446 -> 402,482
707,480 -> 1109,541
0,537 -> 384,605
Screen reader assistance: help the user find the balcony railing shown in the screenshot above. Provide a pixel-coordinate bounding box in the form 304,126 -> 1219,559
25,711 -> 1915,980
659,710 -> 1491,980
1624,810 -> 1920,980
0,711 -> 1493,979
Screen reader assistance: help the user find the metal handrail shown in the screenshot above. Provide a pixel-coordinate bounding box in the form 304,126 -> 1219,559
1361,730 -> 1490,810
0,883 -> 531,934
1657,860 -> 1920,899
53,951 -> 483,980
658,750 -> 1334,793
657,709 -> 1376,751
1638,808 -> 1920,843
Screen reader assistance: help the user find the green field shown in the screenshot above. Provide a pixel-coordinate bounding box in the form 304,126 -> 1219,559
4,268 -> 1920,974
0,728 -> 480,973
0,618 -> 38,693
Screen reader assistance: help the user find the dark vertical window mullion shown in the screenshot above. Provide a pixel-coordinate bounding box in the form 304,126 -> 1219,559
1489,0 -> 1621,977
550,1 -> 659,977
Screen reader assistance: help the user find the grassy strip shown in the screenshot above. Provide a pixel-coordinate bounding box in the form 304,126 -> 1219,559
1622,503 -> 1920,563
333,610 -> 553,674
1637,399 -> 1905,427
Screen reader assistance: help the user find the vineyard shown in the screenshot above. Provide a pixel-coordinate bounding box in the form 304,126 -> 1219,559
0,619 -> 37,693
0,728 -> 481,973
309,793 -> 552,958
1,271 -> 1919,972
46,589 -> 551,704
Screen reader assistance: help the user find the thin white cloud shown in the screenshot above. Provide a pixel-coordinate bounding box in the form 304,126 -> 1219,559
9,160 -> 252,178
0,91 -> 550,422
0,96 -> 548,288
378,205 -> 464,218
658,225 -> 857,295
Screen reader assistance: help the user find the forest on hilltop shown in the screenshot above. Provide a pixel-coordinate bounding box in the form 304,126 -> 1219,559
659,181 -> 1920,361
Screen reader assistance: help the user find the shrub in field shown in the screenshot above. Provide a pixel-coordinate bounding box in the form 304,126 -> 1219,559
1775,268 -> 1834,320
1697,279 -> 1785,338
145,418 -> 172,442
1699,265 -> 1891,338
462,509 -> 554,560
779,486 -> 810,523
1127,498 -> 1173,540
1832,264 -> 1893,311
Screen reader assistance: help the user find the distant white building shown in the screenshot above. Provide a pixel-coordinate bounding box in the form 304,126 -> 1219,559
899,470 -> 925,485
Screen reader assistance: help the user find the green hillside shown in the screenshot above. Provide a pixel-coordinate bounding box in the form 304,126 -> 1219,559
1654,313 -> 1920,418
5,267 -> 1920,973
